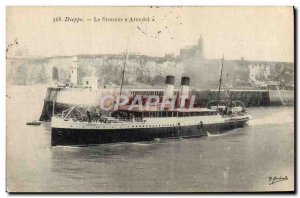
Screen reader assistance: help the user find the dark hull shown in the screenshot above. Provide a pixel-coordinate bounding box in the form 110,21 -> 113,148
26,122 -> 41,126
51,120 -> 248,146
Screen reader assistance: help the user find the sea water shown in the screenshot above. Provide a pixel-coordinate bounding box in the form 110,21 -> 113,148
6,86 -> 294,192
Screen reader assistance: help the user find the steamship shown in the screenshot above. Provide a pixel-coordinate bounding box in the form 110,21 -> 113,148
51,75 -> 251,146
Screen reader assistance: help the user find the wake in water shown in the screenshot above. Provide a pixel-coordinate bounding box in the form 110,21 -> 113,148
131,142 -> 154,146
207,128 -> 242,137
207,131 -> 225,137
248,107 -> 294,126
51,145 -> 88,151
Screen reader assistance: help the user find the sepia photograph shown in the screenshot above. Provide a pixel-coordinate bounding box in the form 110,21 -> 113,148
6,6 -> 294,192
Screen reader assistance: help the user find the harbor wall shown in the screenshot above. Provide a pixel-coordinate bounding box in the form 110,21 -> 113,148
269,89 -> 294,106
191,90 -> 271,107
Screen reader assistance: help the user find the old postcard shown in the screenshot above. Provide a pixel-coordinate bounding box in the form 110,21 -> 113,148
6,6 -> 294,192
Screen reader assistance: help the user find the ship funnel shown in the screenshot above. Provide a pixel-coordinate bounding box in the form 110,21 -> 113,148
180,77 -> 190,96
164,75 -> 175,100
178,76 -> 190,107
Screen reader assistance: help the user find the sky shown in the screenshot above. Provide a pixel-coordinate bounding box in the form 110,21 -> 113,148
6,6 -> 294,62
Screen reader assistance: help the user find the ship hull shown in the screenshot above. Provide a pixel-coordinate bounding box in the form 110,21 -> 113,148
51,120 -> 248,146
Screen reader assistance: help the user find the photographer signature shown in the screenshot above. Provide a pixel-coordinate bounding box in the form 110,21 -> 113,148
268,176 -> 288,185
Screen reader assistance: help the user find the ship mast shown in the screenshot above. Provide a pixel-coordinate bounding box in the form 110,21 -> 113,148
119,50 -> 127,98
217,55 -> 224,110
119,38 -> 130,98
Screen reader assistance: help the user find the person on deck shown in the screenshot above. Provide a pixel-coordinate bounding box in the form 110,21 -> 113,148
86,111 -> 92,123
